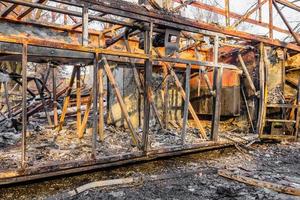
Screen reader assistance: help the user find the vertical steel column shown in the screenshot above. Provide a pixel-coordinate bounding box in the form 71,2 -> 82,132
211,36 -> 223,141
92,54 -> 99,158
181,64 -> 191,144
225,0 -> 230,27
82,6 -> 89,46
21,43 -> 28,168
52,65 -> 58,127
142,23 -> 153,152
269,0 -> 273,39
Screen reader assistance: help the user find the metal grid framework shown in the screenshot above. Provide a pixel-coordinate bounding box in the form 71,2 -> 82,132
0,0 -> 299,184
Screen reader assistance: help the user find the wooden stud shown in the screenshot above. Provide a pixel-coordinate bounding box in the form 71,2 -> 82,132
52,65 -> 58,127
181,64 -> 191,144
21,43 -> 28,169
269,0 -> 273,39
162,65 -> 169,129
98,60 -> 105,142
78,91 -> 93,139
82,6 -> 89,46
92,56 -> 99,156
76,65 -> 82,136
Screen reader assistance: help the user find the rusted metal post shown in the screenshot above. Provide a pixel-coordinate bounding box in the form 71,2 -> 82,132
92,54 -> 99,157
21,43 -> 28,168
76,65 -> 82,136
52,64 -> 58,127
181,64 -> 191,144
142,23 -> 152,152
211,36 -> 222,141
269,0 -> 273,39
225,0 -> 230,27
82,6 -> 89,46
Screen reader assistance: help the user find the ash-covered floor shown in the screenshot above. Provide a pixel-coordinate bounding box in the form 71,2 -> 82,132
0,142 -> 299,200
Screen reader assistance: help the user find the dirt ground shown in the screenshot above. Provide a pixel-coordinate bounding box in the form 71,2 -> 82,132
0,141 -> 300,200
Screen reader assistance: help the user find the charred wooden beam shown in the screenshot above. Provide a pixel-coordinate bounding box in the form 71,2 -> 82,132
181,64 -> 191,144
211,36 -> 222,141
142,24 -> 152,152
21,43 -> 28,169
92,55 -> 99,157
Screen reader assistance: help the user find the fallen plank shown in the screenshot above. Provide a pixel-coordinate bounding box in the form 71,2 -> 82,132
218,169 -> 300,196
48,170 -> 201,199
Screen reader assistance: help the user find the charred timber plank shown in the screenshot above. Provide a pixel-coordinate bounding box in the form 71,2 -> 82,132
257,43 -> 265,136
76,65 -> 82,135
142,27 -> 152,151
218,169 -> 300,196
52,65 -> 58,127
21,43 -> 28,169
92,55 -> 99,156
162,65 -> 169,129
98,61 -> 104,142
181,64 -> 191,143
82,6 -> 89,47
